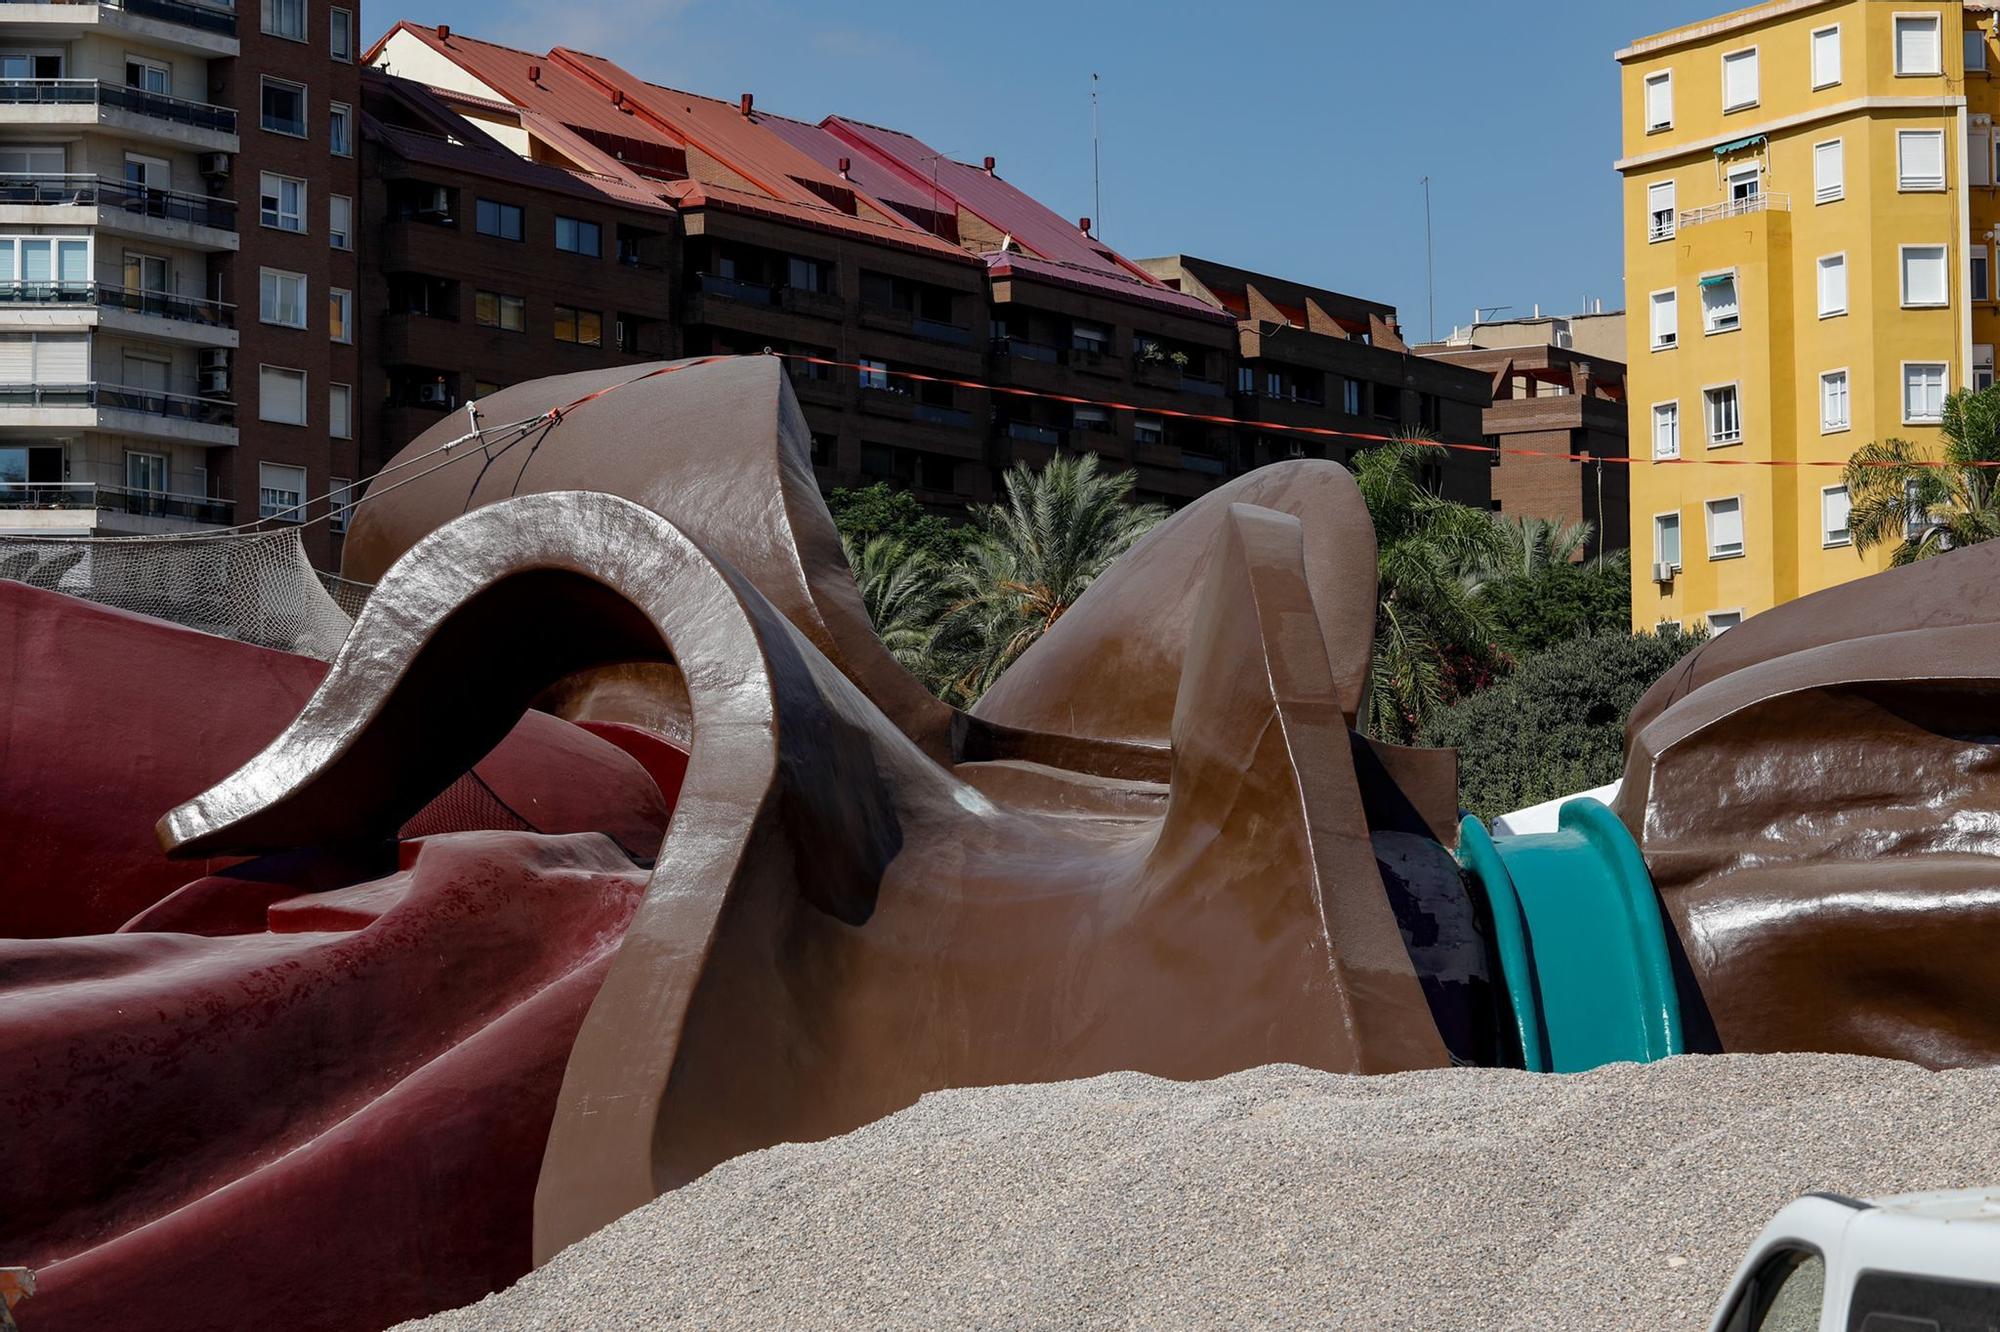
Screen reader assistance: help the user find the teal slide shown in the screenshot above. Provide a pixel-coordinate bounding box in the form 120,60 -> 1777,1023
1456,798 -> 1684,1073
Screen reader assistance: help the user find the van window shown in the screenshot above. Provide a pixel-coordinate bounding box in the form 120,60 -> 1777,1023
1847,1270 -> 2000,1330
1721,1248 -> 1823,1331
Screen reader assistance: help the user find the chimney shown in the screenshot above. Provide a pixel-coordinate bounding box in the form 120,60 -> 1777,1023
1079,216 -> 1091,236
983,155 -> 996,174
437,23 -> 450,39
612,89 -> 625,108
739,92 -> 754,117
527,64 -> 541,82
837,156 -> 850,179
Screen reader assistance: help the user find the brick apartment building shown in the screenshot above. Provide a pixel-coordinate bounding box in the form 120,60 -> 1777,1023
358,22 -> 1496,518
0,0 -> 361,568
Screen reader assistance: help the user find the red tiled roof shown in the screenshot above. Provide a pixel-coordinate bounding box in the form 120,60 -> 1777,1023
661,179 -> 979,262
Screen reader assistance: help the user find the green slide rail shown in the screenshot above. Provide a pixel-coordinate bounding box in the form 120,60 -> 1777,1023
1456,798 -> 1684,1073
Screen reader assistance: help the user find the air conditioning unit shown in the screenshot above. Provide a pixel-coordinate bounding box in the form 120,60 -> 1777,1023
417,382 -> 450,407
199,347 -> 229,372
198,367 -> 228,395
199,152 -> 230,179
1652,561 -> 1677,584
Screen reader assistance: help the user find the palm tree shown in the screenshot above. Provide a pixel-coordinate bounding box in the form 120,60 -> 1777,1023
842,534 -> 948,676
929,453 -> 1166,704
1354,433 -> 1509,742
1487,514 -> 1595,578
1844,386 -> 2000,564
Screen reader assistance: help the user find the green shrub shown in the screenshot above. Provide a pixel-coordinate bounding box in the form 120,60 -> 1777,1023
1418,627 -> 1704,820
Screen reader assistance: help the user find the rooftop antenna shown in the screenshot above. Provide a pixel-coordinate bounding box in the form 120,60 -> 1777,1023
1090,73 -> 1102,240
1422,176 -> 1435,344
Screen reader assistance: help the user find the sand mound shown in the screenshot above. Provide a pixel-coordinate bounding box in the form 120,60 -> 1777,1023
402,1054 -> 2000,1330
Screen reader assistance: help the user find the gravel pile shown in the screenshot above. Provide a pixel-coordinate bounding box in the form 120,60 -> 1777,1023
402,1054 -> 2000,1331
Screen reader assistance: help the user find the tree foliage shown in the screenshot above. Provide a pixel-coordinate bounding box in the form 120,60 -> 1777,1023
826,482 -> 969,564
1479,550 -> 1633,656
840,534 -> 947,677
1418,627 -> 1704,820
1843,386 -> 2000,564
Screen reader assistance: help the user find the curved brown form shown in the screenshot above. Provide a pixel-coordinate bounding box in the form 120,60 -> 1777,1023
340,357 -> 956,759
974,459 -> 1380,744
1617,613 -> 2000,1066
166,490 -> 1448,1265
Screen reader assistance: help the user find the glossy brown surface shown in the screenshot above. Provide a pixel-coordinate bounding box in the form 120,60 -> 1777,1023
1616,541 -> 2000,1065
176,480 -> 1453,1265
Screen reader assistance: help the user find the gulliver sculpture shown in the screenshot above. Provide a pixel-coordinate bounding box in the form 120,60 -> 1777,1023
6,354 -> 2000,1332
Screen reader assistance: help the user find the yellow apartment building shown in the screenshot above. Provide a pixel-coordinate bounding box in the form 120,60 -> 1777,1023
1619,0 -> 2000,631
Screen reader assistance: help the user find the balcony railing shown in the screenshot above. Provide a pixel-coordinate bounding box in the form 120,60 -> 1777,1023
991,335 -> 1062,364
696,272 -> 776,305
913,401 -> 973,428
0,173 -> 237,229
36,0 -> 238,36
0,381 -> 235,425
0,79 -> 237,135
0,280 -> 234,327
1005,420 -> 1061,446
911,315 -> 973,347
0,479 -> 231,523
1181,374 -> 1226,399
1679,192 -> 1789,230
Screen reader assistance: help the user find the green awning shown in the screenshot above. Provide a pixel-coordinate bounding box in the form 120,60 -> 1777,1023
1699,274 -> 1733,288
1714,134 -> 1766,156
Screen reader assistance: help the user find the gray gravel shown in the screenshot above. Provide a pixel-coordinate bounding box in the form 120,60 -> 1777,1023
401,1054 -> 2000,1331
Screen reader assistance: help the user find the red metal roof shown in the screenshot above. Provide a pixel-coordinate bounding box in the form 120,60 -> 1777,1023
987,252 -> 1235,324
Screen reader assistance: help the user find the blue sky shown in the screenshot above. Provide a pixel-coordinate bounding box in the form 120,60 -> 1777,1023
373,1 -> 1728,339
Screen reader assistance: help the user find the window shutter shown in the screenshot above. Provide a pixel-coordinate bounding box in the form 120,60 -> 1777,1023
1976,129 -> 1994,187
1702,277 -> 1739,328
1645,74 -> 1671,128
260,366 -> 306,424
1812,27 -> 1840,86
1819,257 -> 1846,314
1651,291 -> 1676,345
1723,50 -> 1758,107
1823,487 -> 1851,540
1711,501 -> 1743,554
35,334 -> 88,383
1897,16 -> 1940,74
1814,140 -> 1843,201
0,335 -> 35,383
1900,131 -> 1944,188
1903,247 -> 1948,305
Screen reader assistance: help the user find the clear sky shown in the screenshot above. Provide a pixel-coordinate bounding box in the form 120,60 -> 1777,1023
369,1 -> 1731,340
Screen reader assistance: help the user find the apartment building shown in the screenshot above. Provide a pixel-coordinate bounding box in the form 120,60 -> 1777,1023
0,0 -> 357,565
362,24 -> 1494,517
1142,253 -> 1495,506
1619,0 -> 1991,632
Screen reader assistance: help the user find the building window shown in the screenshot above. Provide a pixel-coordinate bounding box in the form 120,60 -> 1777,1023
787,255 -> 830,292
330,7 -> 353,61
1977,248 -> 1992,303
1644,70 -> 1672,131
1904,362 -> 1948,423
262,0 -> 306,41
1071,321 -> 1110,354
126,56 -> 169,95
259,268 -> 306,328
556,216 -> 601,257
329,194 -> 351,249
1707,611 -> 1743,632
1897,129 -> 1945,190
259,365 -> 306,426
1971,30 -> 1991,72
328,287 -> 350,343
1342,379 -> 1361,415
1811,24 -> 1841,87
1900,245 -> 1949,307
1700,272 -> 1739,333
1895,13 -> 1942,75
1073,405 -> 1110,433
1978,344 -> 1996,390
1655,512 -> 1682,569
1816,254 -> 1847,317
1653,401 -> 1680,460
259,172 -> 305,232
1705,384 -> 1742,446
554,305 -> 602,346
1821,369 -> 1850,432
475,290 -> 526,332
329,103 -> 351,156
1722,48 -> 1759,110
1236,365 -> 1254,394
475,199 -> 524,241
858,357 -> 889,389
1822,485 -> 1852,546
259,461 -> 306,521
1134,415 -> 1163,446
329,384 -> 351,440
1813,139 -> 1844,203
1646,179 -> 1675,241
260,78 -> 306,138
1650,289 -> 1677,349
329,475 -> 353,531
125,450 -> 167,494
0,235 -> 90,294
1706,496 -> 1744,559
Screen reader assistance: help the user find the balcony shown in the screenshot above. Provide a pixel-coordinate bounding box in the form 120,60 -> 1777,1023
1,1 -> 237,55
1005,420 -> 1062,446
0,174 -> 237,249
696,272 -> 776,305
1679,192 -> 1789,230
913,401 -> 974,429
779,285 -> 845,321
911,315 -> 974,347
991,335 -> 1062,364
0,479 -> 231,534
0,280 -> 236,345
0,381 -> 236,445
0,79 -> 238,150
